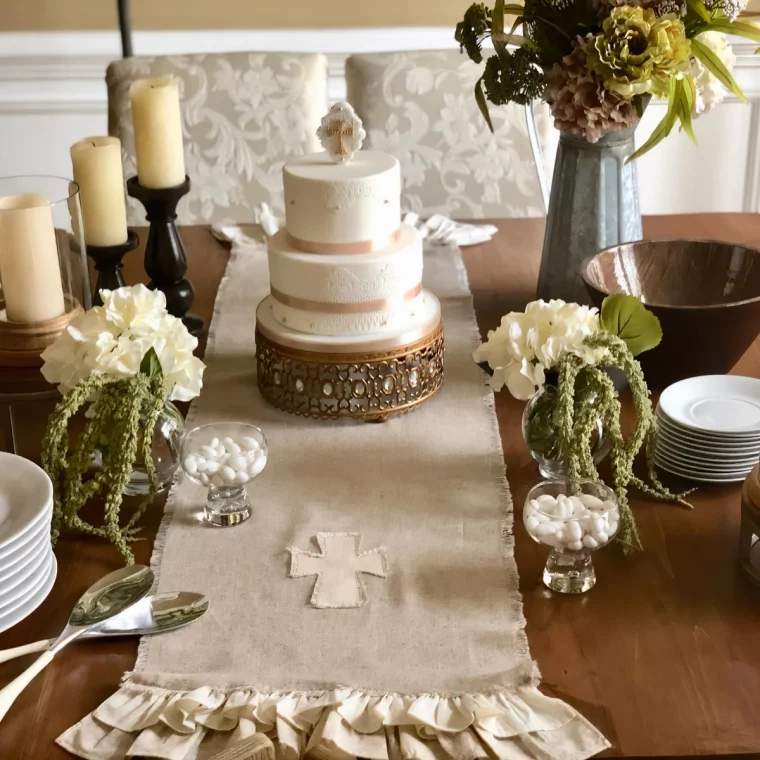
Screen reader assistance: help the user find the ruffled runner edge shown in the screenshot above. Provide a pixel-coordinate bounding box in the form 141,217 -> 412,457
56,680 -> 610,760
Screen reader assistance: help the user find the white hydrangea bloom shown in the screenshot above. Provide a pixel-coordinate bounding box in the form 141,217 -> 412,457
473,299 -> 607,400
41,284 -> 205,402
691,32 -> 736,117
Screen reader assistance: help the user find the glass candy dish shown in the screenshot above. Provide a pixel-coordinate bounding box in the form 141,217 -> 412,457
523,480 -> 619,594
181,423 -> 268,527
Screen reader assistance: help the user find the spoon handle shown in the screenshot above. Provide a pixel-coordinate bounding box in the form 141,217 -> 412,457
0,650 -> 55,721
0,640 -> 52,663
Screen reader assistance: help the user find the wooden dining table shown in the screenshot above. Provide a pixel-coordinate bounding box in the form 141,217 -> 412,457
1,213 -> 759,760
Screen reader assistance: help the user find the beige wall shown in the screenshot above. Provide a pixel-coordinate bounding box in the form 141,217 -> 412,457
0,0 -> 463,31
2,0 -> 758,32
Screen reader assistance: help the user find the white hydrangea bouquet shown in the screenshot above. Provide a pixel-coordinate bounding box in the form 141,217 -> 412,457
475,294 -> 689,551
40,284 -> 205,563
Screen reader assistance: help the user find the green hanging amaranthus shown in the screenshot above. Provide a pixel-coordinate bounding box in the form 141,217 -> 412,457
553,331 -> 692,553
41,349 -> 167,564
38,284 -> 205,564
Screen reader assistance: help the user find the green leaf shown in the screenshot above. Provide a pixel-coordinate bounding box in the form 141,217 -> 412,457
600,294 -> 663,357
686,0 -> 712,23
691,38 -> 747,102
492,0 -> 505,35
139,347 -> 164,381
627,78 -> 679,162
474,76 -> 495,132
675,76 -> 698,144
701,17 -> 760,42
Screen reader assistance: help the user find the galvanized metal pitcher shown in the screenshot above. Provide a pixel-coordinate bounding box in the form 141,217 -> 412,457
536,127 -> 642,305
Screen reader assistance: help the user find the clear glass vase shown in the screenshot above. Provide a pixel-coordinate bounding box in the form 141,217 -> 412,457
521,385 -> 609,479
92,399 -> 185,496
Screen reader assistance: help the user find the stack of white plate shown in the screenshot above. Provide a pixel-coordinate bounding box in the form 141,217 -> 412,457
0,452 -> 57,634
655,376 -> 760,483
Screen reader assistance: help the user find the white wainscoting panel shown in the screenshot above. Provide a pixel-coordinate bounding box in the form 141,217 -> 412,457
0,30 -> 759,215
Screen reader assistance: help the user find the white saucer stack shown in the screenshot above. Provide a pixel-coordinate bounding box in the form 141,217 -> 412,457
0,453 -> 57,634
655,376 -> 760,483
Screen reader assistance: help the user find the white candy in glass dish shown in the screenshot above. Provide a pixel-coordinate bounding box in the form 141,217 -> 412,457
181,423 -> 268,527
523,480 -> 619,594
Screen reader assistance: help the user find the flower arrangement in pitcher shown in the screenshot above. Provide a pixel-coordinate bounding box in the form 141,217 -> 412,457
456,0 -> 760,157
40,284 -> 205,563
474,295 -> 691,552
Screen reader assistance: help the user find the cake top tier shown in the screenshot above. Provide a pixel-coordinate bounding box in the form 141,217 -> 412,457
283,150 -> 400,250
285,150 -> 397,182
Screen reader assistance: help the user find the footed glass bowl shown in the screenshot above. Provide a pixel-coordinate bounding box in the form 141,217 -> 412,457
524,480 -> 619,594
181,422 -> 268,527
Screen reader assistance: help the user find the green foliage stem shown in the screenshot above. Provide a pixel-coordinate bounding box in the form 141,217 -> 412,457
41,373 -> 166,564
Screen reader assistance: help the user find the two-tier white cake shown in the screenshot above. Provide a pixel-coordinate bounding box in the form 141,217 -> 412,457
255,103 -> 443,420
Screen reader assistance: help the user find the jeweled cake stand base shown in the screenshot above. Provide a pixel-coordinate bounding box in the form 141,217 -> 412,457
255,294 -> 444,421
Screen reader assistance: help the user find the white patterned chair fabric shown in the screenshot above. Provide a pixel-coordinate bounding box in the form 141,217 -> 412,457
107,52 -> 328,225
346,50 -> 555,219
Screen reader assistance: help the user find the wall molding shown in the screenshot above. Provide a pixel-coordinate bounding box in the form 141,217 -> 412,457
0,29 -> 759,211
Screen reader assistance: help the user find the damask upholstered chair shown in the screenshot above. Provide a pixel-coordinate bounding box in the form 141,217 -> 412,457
107,52 -> 328,225
346,50 -> 556,219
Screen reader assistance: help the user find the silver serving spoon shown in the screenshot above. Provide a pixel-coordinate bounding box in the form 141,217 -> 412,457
0,564 -> 153,721
0,591 -> 208,664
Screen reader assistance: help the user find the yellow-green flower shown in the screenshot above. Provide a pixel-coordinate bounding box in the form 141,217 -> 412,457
585,7 -> 691,99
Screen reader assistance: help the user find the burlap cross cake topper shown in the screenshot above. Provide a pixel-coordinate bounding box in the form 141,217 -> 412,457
317,102 -> 366,163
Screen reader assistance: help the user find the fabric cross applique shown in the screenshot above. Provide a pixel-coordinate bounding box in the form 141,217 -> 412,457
288,532 -> 388,609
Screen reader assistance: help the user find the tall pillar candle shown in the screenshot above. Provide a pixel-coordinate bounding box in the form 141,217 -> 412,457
0,194 -> 66,323
70,136 -> 128,247
130,78 -> 186,189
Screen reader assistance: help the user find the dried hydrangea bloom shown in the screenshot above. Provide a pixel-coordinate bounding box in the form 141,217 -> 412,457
544,40 -> 640,143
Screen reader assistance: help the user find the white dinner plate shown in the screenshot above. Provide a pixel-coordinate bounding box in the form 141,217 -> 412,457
0,554 -> 57,634
656,409 -> 760,446
0,517 -> 50,573
0,503 -> 51,563
654,423 -> 760,457
0,452 -> 52,550
655,450 -> 759,474
655,456 -> 753,483
0,548 -> 52,613
0,535 -> 50,598
659,376 -> 760,435
655,435 -> 760,467
654,447 -> 756,475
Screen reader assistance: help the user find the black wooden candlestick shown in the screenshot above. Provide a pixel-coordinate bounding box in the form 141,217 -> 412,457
126,175 -> 204,336
86,229 -> 140,307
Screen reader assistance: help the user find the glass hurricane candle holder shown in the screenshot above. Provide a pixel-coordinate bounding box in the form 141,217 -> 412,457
181,422 -> 268,527
0,175 -> 91,367
524,480 -> 619,594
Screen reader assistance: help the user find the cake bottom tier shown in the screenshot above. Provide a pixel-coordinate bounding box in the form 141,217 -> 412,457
255,292 -> 443,421
257,291 -> 440,352
270,288 -> 428,337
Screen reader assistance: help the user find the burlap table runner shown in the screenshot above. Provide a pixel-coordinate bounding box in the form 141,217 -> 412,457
58,241 -> 609,760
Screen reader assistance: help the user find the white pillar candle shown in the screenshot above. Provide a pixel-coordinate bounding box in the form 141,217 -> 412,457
130,78 -> 186,189
70,136 -> 128,247
0,194 -> 66,323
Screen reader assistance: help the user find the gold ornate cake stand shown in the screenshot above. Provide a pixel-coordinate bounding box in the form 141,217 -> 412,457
255,297 -> 444,422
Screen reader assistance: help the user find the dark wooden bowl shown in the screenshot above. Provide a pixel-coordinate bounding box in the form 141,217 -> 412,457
581,239 -> 760,388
